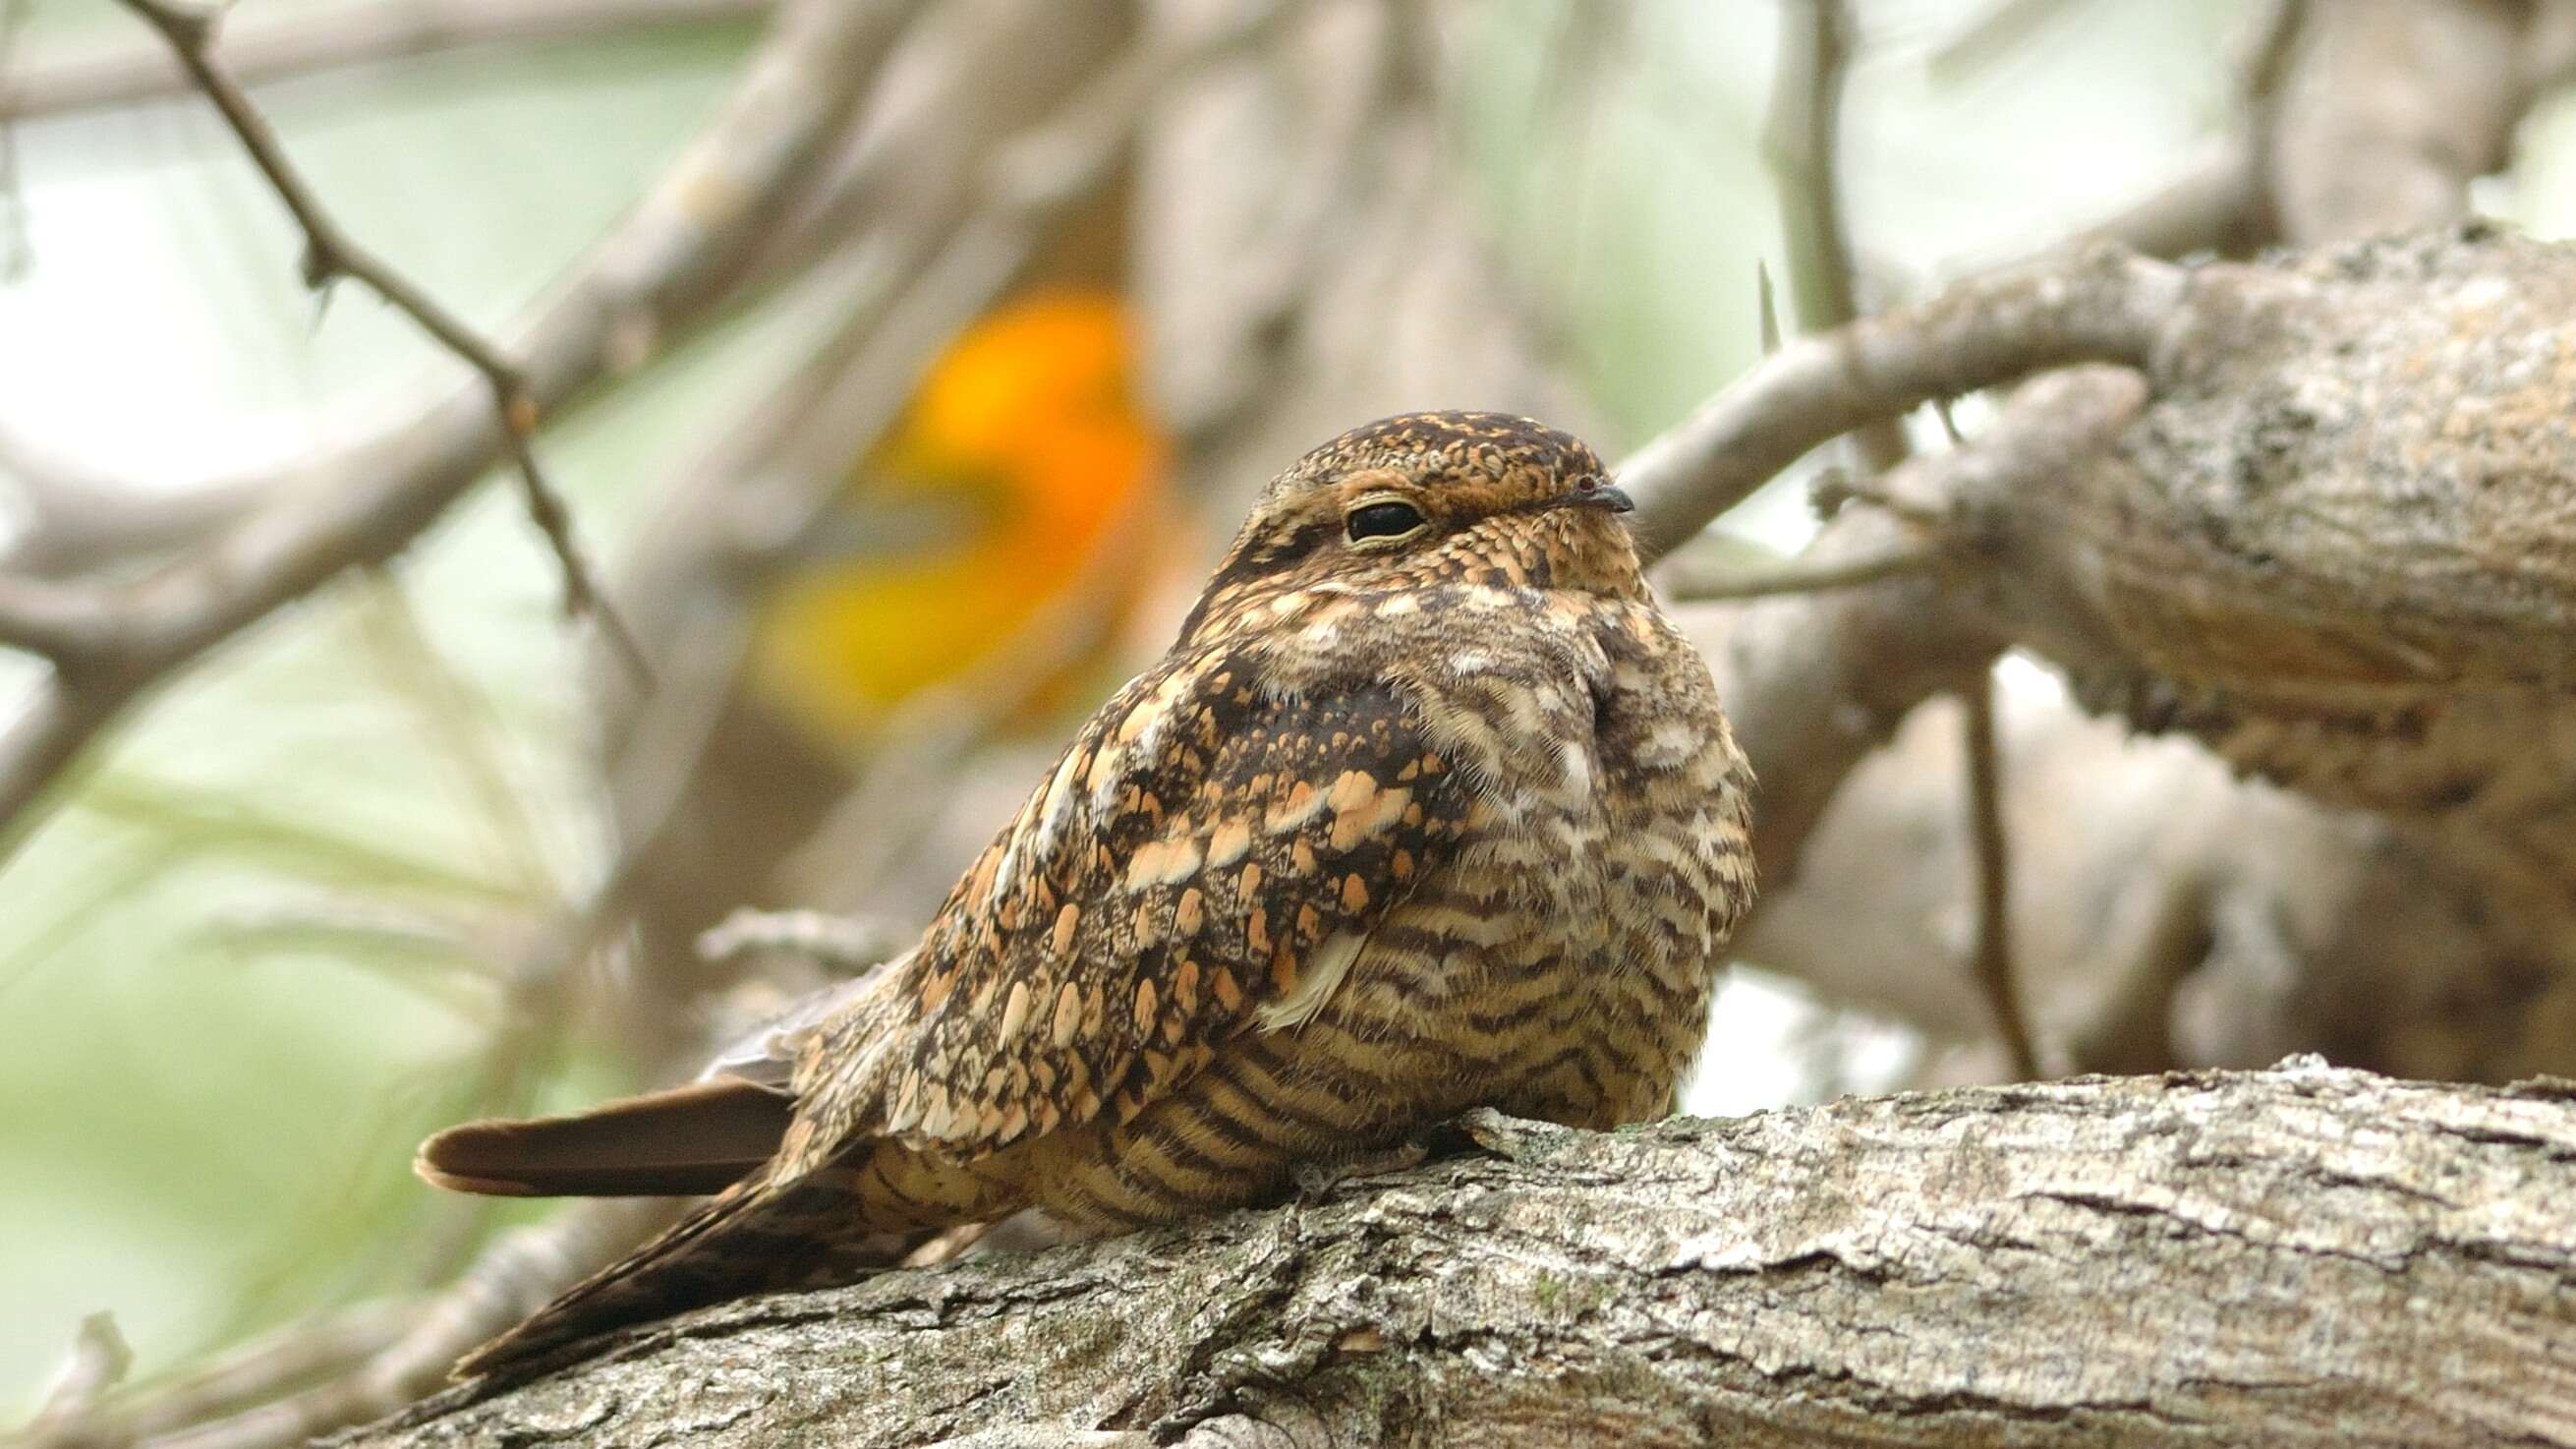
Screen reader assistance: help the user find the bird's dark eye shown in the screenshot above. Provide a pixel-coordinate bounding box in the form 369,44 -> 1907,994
1345,499 -> 1427,544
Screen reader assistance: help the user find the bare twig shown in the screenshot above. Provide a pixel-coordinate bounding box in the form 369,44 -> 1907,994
1615,244 -> 2183,561
115,0 -> 645,679
1962,669 -> 2041,1079
1764,0 -> 1909,472
0,0 -> 32,279
1658,541 -> 1936,602
1708,366 -> 2150,893
5,0 -> 1037,589
2,0 -> 772,121
150,1204 -> 673,1449
20,1313 -> 133,1442
0,0 -> 931,867
11,1303 -> 408,1449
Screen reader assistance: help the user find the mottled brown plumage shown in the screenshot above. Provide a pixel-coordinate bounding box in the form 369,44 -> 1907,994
419,411 -> 1755,1373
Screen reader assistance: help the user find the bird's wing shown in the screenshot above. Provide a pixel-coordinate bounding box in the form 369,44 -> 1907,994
779,641 -> 1479,1169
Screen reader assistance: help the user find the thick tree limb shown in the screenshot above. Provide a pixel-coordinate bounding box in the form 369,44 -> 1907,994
335,1064 -> 2576,1448
1647,221 -> 2576,1083
2268,0 -> 2532,245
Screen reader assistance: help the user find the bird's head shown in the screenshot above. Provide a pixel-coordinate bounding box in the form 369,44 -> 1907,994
1181,412 -> 1644,639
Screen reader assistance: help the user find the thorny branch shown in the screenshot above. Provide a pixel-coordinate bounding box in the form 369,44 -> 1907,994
113,0 -> 645,679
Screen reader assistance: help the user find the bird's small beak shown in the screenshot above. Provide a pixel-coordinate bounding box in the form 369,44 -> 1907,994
1557,480 -> 1635,514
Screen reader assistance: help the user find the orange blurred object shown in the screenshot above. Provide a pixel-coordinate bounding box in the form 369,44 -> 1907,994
747,290 -> 1170,750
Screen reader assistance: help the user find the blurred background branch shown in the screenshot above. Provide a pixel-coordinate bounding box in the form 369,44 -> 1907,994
116,0 -> 642,669
0,0 -> 773,122
0,0 -> 928,865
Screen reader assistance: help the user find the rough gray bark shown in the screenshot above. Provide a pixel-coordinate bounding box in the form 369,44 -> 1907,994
1694,222 -> 2576,1086
334,1063 -> 2576,1448
1951,225 -> 2576,1082
1669,0 -> 2574,1091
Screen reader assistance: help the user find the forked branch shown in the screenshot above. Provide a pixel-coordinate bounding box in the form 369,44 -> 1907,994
115,0 -> 643,676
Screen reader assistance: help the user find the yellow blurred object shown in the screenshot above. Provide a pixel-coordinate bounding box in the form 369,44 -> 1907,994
748,290 -> 1170,750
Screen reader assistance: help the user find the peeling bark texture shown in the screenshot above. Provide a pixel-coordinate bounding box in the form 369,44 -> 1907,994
335,1064 -> 2576,1448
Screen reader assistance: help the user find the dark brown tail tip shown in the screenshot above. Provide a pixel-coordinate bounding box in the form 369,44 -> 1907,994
413,1147 -> 546,1197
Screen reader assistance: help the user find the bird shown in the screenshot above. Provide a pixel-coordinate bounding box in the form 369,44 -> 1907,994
745,288 -> 1172,748
597,286 -> 1175,1044
418,410 -> 1756,1375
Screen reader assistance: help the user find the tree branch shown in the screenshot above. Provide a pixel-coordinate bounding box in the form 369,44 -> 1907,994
1657,540 -> 1935,602
1691,364 -> 2148,892
115,0 -> 643,677
0,0 -> 771,122
0,0 -> 931,867
1962,667 -> 2040,1077
335,1064 -> 2576,1448
1763,0 -> 1910,473
1614,242 -> 2185,562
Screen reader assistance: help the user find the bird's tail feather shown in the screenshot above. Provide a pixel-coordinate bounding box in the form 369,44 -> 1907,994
416,1076 -> 796,1198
